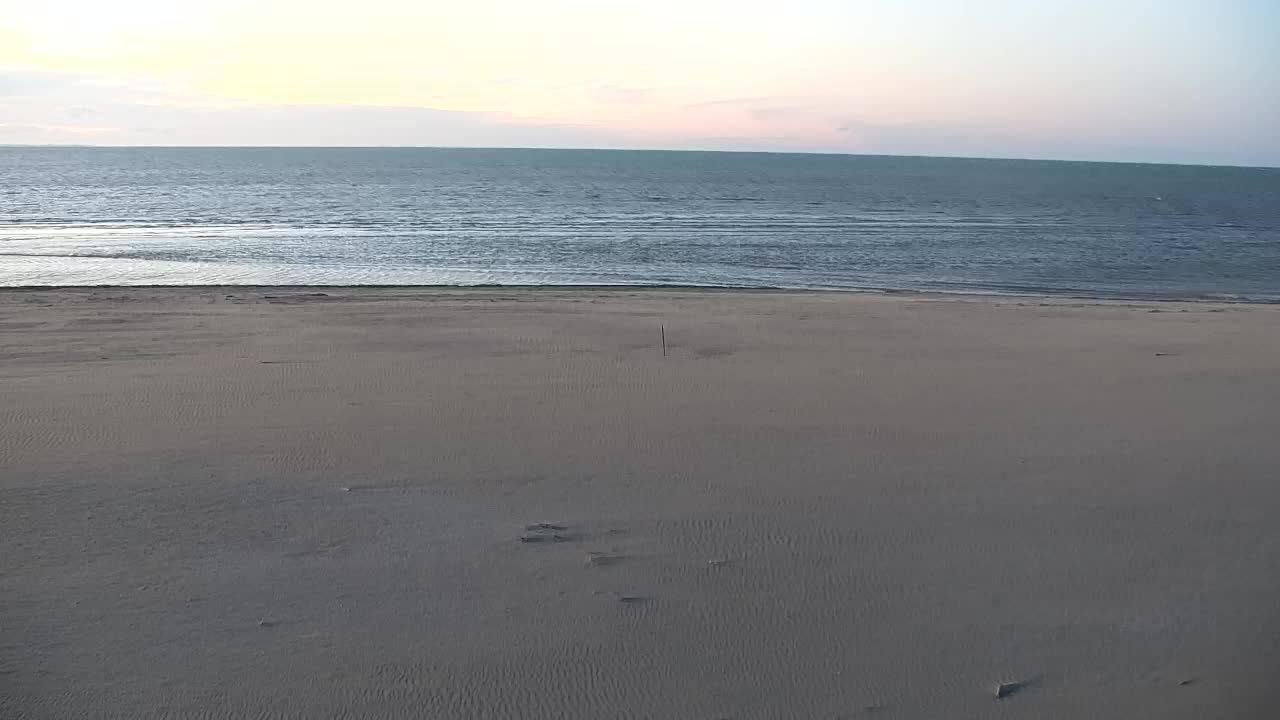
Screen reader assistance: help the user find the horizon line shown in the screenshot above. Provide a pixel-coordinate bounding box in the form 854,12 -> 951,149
0,144 -> 1276,170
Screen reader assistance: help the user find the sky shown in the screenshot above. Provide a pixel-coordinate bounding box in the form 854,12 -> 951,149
1,0 -> 1277,165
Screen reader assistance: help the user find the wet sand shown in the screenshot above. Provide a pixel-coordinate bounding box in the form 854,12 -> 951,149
3,287 -> 1279,719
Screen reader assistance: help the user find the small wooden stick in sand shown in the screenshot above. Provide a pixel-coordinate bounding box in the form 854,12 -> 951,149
661,323 -> 667,357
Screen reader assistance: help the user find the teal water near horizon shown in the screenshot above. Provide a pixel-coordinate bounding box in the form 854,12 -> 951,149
3,147 -> 1278,300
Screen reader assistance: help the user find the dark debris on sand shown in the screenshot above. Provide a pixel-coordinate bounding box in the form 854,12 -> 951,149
995,681 -> 1024,699
520,523 -> 571,543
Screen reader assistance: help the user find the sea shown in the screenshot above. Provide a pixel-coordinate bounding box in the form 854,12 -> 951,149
3,147 -> 1278,300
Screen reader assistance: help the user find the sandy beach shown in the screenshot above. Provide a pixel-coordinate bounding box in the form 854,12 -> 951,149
3,287 -> 1279,719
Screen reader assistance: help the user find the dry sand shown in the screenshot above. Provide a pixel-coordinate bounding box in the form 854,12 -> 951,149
2,287 -> 1279,719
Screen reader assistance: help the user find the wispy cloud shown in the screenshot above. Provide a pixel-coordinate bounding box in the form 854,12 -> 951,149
548,80 -> 655,104
0,68 -> 173,102
584,84 -> 653,105
0,122 -> 118,140
685,96 -> 825,125
749,104 -> 815,121
4,66 -> 1274,164
0,68 -> 632,146
549,79 -> 595,91
60,125 -> 117,134
0,123 -> 45,138
685,96 -> 778,109
835,117 -> 969,152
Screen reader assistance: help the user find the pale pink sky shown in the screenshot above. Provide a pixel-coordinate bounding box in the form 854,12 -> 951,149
1,0 -> 1277,164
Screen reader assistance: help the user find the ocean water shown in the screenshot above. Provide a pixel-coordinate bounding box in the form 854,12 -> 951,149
3,147 -> 1278,299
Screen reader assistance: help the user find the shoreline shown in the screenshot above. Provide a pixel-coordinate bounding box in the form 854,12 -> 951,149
2,282 -> 1276,305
